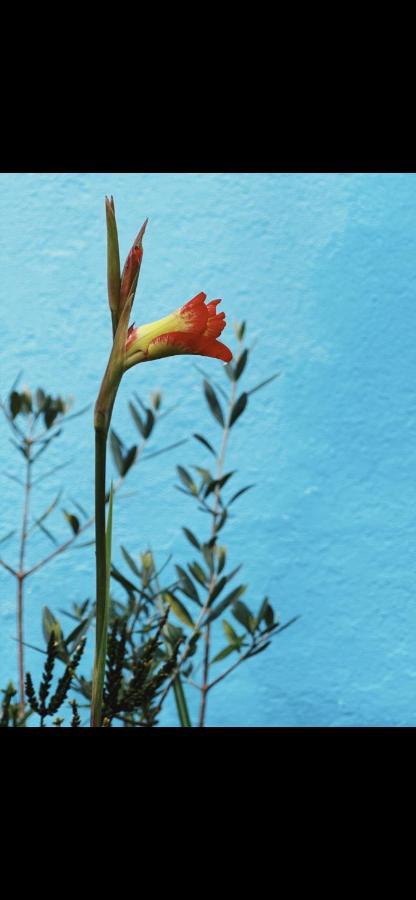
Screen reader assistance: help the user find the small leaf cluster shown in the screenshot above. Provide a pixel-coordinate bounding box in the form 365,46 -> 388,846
100,610 -> 181,726
25,633 -> 86,726
0,683 -> 31,727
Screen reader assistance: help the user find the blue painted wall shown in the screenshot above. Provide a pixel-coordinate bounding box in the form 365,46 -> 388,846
0,173 -> 415,726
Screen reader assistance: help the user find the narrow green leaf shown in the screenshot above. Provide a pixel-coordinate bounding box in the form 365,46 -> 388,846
228,484 -> 256,505
182,527 -> 201,550
203,380 -> 224,427
164,592 -> 194,628
204,585 -> 247,625
234,321 -> 246,341
204,471 -> 235,499
264,604 -> 275,627
143,409 -> 155,439
177,465 -> 197,494
111,564 -> 139,596
42,606 -> 61,646
256,596 -> 270,627
121,445 -> 138,476
110,429 -> 124,475
65,617 -> 90,652
248,372 -> 281,396
188,561 -> 208,587
208,575 -> 227,606
235,349 -> 249,380
129,401 -> 145,436
193,433 -> 217,456
211,644 -> 239,664
232,599 -> 253,631
121,545 -> 142,578
105,195 -> 121,333
175,565 -> 201,605
229,393 -> 248,427
223,619 -> 238,643
216,546 -> 227,574
172,676 -> 192,727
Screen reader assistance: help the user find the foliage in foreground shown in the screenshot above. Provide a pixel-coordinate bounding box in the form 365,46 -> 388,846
0,322 -> 298,726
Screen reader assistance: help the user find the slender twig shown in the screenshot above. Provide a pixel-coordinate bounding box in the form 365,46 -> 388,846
0,558 -> 18,577
16,428 -> 34,712
157,353 -> 241,722
198,366 -> 238,727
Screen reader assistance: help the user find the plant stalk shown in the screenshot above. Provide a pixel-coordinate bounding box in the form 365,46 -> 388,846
90,427 -> 108,727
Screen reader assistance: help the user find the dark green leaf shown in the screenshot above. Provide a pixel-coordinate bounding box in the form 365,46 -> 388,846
182,527 -> 200,550
143,409 -> 155,439
111,564 -> 140,596
177,466 -> 197,494
65,618 -> 90,652
44,407 -> 58,429
216,546 -> 227,574
232,599 -> 253,631
229,484 -> 256,505
202,543 -> 214,572
204,471 -> 235,499
63,511 -> 80,535
264,604 -> 275,627
203,380 -> 224,427
235,349 -> 249,380
229,392 -> 248,427
163,592 -> 194,628
234,321 -> 246,341
208,576 -> 227,606
110,429 -> 124,475
9,392 -> 21,419
175,565 -> 201,605
193,433 -> 216,456
204,585 -> 246,625
121,445 -> 137,476
256,596 -> 270,626
188,562 -> 208,587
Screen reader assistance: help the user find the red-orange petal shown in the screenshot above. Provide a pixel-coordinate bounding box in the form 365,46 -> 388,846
204,299 -> 226,339
148,330 -> 232,363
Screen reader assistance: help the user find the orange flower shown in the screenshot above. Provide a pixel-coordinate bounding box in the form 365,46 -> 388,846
124,292 -> 233,368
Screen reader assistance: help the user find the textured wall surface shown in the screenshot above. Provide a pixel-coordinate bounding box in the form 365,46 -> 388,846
0,172 -> 415,726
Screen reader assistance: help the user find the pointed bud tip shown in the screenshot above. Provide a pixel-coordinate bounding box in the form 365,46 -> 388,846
135,217 -> 149,247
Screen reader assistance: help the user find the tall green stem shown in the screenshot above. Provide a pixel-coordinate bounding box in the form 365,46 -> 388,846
90,427 -> 108,727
